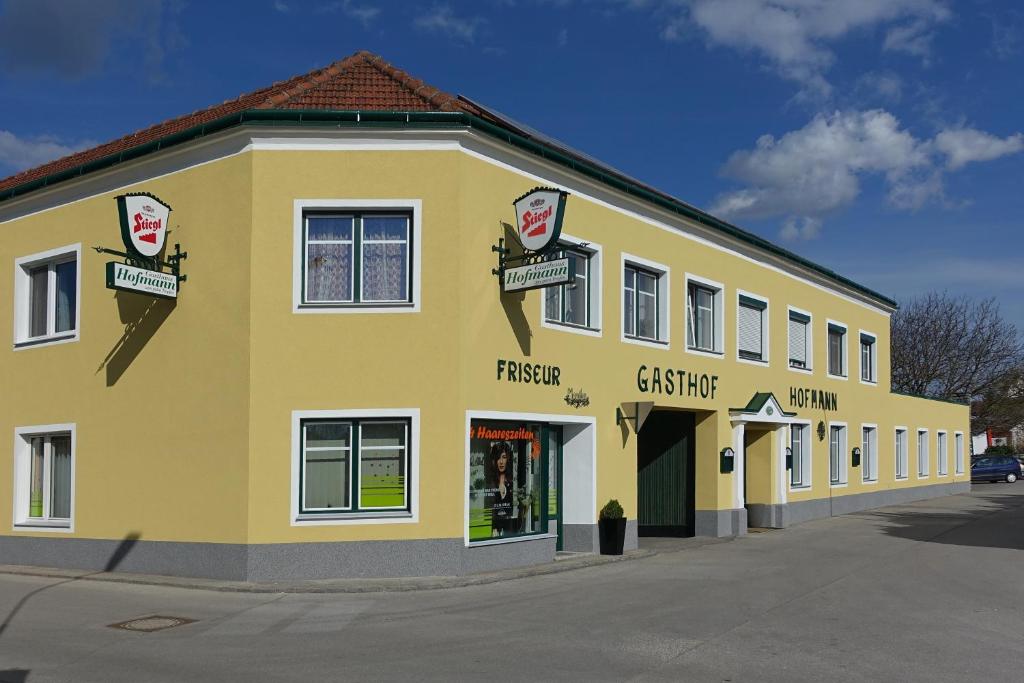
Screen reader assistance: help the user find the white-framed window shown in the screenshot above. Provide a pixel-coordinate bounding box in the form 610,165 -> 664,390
685,273 -> 724,356
13,244 -> 81,348
621,253 -> 669,348
790,422 -> 811,488
292,200 -> 421,314
937,431 -> 948,476
955,432 -> 964,475
542,236 -> 601,336
859,331 -> 877,384
13,424 -> 75,530
736,291 -> 768,364
895,427 -> 909,480
862,425 -> 878,483
787,307 -> 812,372
827,320 -> 847,378
290,409 -> 419,525
829,422 -> 847,486
917,429 -> 929,478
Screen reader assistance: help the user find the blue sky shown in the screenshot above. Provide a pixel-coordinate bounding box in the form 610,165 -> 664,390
1,0 -> 1022,326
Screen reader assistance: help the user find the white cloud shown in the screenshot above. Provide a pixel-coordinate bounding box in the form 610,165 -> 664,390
414,4 -> 484,43
709,110 -> 1023,240
315,1 -> 381,25
557,27 -> 569,47
660,0 -> 951,98
853,71 -> 903,103
0,130 -> 95,176
274,1 -> 290,12
934,128 -> 1024,170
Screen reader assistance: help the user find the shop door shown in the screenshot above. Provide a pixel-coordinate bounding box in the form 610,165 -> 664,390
637,411 -> 695,537
546,426 -> 564,550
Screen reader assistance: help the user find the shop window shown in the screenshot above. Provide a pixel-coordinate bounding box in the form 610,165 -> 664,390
790,423 -> 811,488
917,429 -> 929,477
788,309 -> 812,370
468,419 -> 557,542
829,424 -> 847,486
14,426 -> 74,529
827,322 -> 847,378
737,293 -> 768,363
686,276 -> 723,355
895,428 -> 908,480
860,332 -> 877,383
955,432 -> 964,475
545,240 -> 599,332
862,426 -> 878,483
299,418 -> 410,515
937,431 -> 948,476
14,244 -> 80,347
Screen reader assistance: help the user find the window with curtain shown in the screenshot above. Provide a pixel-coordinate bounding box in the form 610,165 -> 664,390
788,311 -> 810,368
303,213 -> 411,306
738,295 -> 766,361
21,432 -> 72,525
300,419 -> 409,514
860,333 -> 876,382
19,253 -> 77,343
828,323 -> 846,376
545,247 -> 591,328
687,282 -> 718,352
624,265 -> 658,341
862,427 -> 877,482
790,424 -> 810,487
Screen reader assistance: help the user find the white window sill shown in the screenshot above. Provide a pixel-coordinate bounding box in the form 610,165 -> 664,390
14,333 -> 79,350
622,335 -> 669,350
859,378 -> 878,387
829,482 -> 848,489
293,511 -> 415,526
686,347 -> 724,359
543,319 -> 602,338
895,475 -> 909,481
737,356 -> 768,367
789,484 -> 811,492
294,303 -> 419,315
788,365 -> 813,375
861,479 -> 879,486
826,372 -> 849,381
14,521 -> 73,533
466,532 -> 556,548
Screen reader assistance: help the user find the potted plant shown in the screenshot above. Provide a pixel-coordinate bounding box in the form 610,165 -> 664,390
598,499 -> 626,555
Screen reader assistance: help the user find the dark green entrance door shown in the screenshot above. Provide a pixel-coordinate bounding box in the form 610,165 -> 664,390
638,411 -> 696,537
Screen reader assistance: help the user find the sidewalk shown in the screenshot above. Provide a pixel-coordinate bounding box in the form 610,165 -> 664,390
0,548 -> 658,594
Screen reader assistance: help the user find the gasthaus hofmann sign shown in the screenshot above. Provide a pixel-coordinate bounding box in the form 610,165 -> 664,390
99,192 -> 187,300
495,187 -> 575,293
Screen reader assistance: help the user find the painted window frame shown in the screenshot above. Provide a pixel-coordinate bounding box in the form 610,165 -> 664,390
787,306 -> 813,374
826,319 -> 848,380
12,423 -> 76,532
954,431 -> 964,475
829,421 -> 848,487
789,421 -> 812,490
895,427 -> 909,480
736,290 -> 769,366
13,243 -> 82,350
937,430 -> 948,476
292,199 -> 422,314
861,424 -> 878,483
290,409 -> 419,526
541,234 -> 602,338
621,253 -> 669,349
859,330 -> 878,385
917,428 -> 930,478
685,273 -> 725,358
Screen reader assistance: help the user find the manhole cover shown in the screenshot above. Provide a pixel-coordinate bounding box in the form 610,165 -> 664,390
108,616 -> 196,633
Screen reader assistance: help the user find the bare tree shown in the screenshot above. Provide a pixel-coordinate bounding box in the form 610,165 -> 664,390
891,292 -> 1024,433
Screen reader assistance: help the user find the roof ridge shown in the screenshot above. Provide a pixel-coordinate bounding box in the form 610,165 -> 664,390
255,51 -> 368,109
358,51 -> 462,112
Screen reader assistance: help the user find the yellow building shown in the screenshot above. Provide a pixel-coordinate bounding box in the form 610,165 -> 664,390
0,52 -> 969,580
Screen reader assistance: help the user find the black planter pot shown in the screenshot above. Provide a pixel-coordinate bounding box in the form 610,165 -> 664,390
598,517 -> 626,555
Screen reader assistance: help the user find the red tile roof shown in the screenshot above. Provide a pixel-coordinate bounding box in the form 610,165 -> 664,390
0,50 -> 478,194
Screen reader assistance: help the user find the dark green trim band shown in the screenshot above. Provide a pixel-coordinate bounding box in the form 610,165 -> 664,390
789,311 -> 811,324
860,332 -> 875,344
828,322 -> 846,334
891,390 -> 970,407
738,294 -> 767,310
0,108 -> 898,308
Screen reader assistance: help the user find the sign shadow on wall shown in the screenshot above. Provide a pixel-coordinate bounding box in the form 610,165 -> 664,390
499,222 -> 532,356
96,292 -> 175,386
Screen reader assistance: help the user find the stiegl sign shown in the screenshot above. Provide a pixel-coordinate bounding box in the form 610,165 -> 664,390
117,193 -> 170,259
512,187 -> 567,253
106,262 -> 178,299
503,257 -> 575,293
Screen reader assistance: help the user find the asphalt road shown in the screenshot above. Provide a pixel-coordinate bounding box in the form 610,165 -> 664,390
2,484 -> 1024,682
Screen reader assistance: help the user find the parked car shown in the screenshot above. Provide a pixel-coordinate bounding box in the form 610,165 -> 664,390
971,456 -> 1020,483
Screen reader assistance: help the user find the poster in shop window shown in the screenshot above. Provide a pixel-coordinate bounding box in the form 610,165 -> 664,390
468,420 -> 544,541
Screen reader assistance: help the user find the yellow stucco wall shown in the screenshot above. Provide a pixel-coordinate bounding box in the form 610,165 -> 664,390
1,135 -> 970,548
